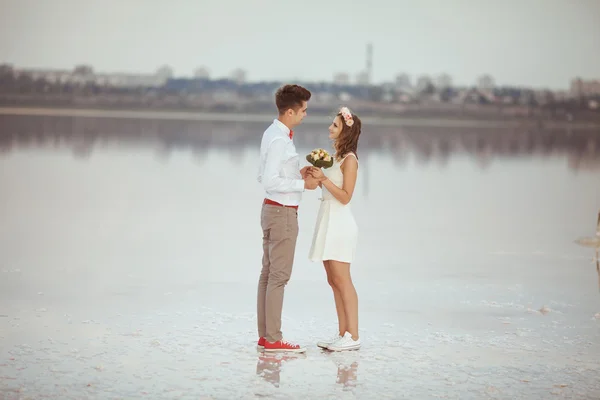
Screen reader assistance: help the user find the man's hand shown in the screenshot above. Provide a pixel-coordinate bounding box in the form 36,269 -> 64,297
304,176 -> 319,190
300,166 -> 310,179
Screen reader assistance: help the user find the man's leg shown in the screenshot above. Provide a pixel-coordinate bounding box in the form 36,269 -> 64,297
257,204 -> 270,340
264,206 -> 299,343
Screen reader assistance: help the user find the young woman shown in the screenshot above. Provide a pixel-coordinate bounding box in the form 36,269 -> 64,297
307,106 -> 362,352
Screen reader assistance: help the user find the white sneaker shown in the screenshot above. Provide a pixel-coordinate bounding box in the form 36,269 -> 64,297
317,332 -> 342,349
327,332 -> 361,351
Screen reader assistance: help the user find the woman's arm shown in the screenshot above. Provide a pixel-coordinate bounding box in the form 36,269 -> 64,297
320,156 -> 358,205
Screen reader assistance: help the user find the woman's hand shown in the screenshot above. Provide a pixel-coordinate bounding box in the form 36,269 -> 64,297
308,166 -> 326,181
300,166 -> 310,179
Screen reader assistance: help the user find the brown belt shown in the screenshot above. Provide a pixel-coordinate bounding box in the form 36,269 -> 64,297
263,198 -> 298,210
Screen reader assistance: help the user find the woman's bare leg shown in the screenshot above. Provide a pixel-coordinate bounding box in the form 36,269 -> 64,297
324,260 -> 346,336
329,260 -> 359,340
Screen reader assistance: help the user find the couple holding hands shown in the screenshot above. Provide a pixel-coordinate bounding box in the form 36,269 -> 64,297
256,84 -> 362,353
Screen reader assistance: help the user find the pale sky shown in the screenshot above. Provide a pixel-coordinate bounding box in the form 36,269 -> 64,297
1,0 -> 598,90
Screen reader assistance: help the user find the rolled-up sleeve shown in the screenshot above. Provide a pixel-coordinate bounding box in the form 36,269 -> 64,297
262,138 -> 305,193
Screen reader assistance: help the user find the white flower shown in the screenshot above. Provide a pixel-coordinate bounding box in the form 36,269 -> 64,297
309,148 -> 331,162
339,106 -> 354,127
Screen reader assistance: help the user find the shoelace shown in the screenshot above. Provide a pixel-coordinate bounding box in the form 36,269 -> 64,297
336,335 -> 356,345
279,340 -> 297,348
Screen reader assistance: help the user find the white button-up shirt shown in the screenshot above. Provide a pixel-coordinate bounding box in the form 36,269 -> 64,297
257,119 -> 305,206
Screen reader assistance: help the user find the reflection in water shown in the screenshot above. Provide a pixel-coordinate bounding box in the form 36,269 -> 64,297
336,362 -> 358,391
330,352 -> 359,392
254,351 -> 358,392
1,115 -> 599,172
255,352 -> 306,388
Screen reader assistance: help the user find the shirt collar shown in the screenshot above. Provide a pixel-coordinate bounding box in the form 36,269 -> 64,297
273,119 -> 292,139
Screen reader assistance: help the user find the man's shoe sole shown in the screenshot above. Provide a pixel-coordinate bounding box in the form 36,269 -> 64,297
264,347 -> 306,353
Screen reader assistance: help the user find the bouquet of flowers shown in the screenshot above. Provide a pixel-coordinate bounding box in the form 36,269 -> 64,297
306,148 -> 334,168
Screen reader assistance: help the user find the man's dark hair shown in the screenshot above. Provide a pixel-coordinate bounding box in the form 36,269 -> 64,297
275,84 -> 312,114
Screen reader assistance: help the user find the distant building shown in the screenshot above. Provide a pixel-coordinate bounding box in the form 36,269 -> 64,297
394,73 -> 411,90
95,73 -> 168,87
20,68 -> 79,84
436,73 -> 452,89
571,78 -> 600,97
194,66 -> 210,79
230,68 -> 246,84
14,66 -> 171,88
333,73 -> 350,85
477,74 -> 495,90
356,70 -> 370,85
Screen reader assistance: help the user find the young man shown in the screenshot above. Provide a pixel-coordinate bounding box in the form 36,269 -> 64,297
256,84 -> 318,352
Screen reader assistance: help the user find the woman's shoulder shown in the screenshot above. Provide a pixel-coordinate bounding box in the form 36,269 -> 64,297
340,152 -> 358,169
341,152 -> 358,162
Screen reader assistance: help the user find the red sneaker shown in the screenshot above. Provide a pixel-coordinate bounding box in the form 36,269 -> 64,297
257,337 -> 266,349
264,339 -> 306,353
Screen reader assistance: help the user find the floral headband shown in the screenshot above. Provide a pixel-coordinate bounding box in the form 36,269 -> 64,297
339,106 -> 354,127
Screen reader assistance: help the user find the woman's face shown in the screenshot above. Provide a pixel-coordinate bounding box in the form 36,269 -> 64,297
328,115 -> 343,140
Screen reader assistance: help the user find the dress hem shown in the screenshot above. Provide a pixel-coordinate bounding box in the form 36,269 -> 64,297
309,257 -> 354,264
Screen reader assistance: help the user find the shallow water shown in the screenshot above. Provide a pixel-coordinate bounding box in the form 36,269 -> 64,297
1,115 -> 599,399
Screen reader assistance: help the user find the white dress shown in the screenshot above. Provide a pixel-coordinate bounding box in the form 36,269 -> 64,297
308,153 -> 358,263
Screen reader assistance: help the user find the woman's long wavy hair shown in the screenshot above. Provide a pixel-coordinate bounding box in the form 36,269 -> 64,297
333,110 -> 362,161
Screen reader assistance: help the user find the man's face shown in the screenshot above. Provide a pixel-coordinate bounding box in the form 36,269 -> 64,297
289,101 -> 307,127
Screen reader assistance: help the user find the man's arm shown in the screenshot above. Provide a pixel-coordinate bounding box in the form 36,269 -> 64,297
262,138 -> 305,193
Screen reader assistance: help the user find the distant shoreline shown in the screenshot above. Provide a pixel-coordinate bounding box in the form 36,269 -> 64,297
1,106 -> 600,130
